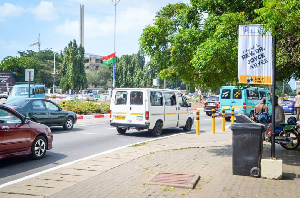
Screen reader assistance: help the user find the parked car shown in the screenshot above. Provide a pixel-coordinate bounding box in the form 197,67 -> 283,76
280,99 -> 296,114
78,94 -> 95,101
65,94 -> 78,101
0,104 -> 53,160
3,98 -> 77,130
0,91 -> 8,99
204,95 -> 220,116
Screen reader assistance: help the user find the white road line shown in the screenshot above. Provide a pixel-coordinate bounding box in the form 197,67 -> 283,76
0,133 -> 184,189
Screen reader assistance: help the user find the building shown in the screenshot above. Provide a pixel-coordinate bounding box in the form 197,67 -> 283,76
84,53 -> 103,71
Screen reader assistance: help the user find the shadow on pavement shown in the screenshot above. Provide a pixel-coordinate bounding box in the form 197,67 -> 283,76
0,152 -> 67,181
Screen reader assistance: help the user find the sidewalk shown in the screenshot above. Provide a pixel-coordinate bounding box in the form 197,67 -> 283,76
0,126 -> 300,198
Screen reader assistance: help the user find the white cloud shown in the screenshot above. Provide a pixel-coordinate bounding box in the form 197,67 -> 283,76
0,3 -> 24,22
55,3 -> 155,38
28,1 -> 58,22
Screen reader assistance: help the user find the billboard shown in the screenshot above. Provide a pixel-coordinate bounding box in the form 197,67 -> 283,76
238,25 -> 272,85
0,72 -> 16,87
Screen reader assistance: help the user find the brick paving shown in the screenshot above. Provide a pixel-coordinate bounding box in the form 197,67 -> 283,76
0,127 -> 300,198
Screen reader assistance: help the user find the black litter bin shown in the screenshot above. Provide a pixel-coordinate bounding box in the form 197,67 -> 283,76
231,123 -> 264,177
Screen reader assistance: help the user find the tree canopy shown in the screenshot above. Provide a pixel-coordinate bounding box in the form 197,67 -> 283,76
139,0 -> 300,89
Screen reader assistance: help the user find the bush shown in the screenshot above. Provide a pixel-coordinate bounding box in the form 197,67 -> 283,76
58,100 -> 110,115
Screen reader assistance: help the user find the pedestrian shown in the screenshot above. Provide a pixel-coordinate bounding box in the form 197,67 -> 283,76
294,92 -> 300,121
254,98 -> 268,114
198,88 -> 202,103
271,96 -> 285,129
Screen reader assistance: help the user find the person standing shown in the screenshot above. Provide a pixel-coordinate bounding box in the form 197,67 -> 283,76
294,92 -> 300,121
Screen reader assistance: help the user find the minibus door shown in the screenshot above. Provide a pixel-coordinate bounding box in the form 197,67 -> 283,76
163,92 -> 178,128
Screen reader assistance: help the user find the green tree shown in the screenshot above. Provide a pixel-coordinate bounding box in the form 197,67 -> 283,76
140,0 -> 300,89
60,40 -> 87,92
86,66 -> 111,88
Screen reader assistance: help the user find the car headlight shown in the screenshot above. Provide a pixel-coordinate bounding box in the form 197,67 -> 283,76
45,127 -> 52,133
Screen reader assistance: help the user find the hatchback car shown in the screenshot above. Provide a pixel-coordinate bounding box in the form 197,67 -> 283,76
3,98 -> 77,130
204,95 -> 220,116
0,104 -> 53,160
280,99 -> 296,114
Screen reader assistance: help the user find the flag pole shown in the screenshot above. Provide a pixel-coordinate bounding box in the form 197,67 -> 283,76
113,0 -> 121,89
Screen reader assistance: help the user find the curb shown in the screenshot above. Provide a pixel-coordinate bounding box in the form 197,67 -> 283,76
77,114 -> 109,119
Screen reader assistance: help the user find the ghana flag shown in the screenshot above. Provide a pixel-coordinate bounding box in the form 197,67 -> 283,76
102,52 -> 116,66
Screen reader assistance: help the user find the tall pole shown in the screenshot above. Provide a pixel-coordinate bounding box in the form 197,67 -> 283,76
271,36 -> 276,158
113,0 -> 120,89
53,52 -> 56,94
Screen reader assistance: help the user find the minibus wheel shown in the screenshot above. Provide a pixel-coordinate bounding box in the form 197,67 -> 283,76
225,117 -> 231,121
183,118 -> 192,131
117,127 -> 127,134
150,121 -> 162,136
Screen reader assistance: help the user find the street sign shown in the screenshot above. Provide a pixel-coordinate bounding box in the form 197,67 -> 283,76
25,69 -> 34,81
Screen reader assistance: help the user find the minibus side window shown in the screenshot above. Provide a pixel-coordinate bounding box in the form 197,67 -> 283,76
164,92 -> 176,106
39,87 -> 45,94
115,91 -> 127,105
221,89 -> 231,99
35,87 -> 39,94
247,90 -> 259,100
178,93 -> 188,107
233,89 -> 242,99
150,91 -> 163,106
130,91 -> 143,105
259,91 -> 266,99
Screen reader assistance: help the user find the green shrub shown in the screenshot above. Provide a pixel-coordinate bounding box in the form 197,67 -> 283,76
58,100 -> 110,115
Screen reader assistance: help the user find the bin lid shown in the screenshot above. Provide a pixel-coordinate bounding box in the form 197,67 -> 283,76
231,123 -> 264,130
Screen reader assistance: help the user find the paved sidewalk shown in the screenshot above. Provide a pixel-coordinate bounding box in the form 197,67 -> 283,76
0,126 -> 300,198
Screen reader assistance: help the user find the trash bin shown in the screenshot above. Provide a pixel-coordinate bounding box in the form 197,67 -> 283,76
231,123 -> 264,177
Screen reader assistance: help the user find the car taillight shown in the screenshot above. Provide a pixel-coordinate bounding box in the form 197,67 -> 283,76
110,110 -> 112,118
204,102 -> 208,105
216,102 -> 220,108
243,102 -> 246,109
145,111 -> 149,120
290,104 -> 293,107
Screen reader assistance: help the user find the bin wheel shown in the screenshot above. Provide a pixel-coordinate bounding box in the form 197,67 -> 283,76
250,167 -> 260,178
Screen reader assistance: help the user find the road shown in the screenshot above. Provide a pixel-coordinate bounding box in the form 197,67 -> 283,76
0,110 -> 234,185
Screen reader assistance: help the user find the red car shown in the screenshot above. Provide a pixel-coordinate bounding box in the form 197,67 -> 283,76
0,104 -> 53,160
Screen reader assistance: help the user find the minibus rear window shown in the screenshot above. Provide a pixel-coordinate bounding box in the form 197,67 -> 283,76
233,89 -> 242,99
115,91 -> 127,105
221,89 -> 231,99
130,91 -> 143,105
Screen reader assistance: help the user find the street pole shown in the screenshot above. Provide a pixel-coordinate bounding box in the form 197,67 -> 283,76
53,52 -> 56,94
271,36 -> 276,159
113,0 -> 121,89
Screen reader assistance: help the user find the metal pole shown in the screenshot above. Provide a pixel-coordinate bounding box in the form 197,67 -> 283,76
222,108 -> 225,132
271,36 -> 276,158
196,109 -> 200,135
28,71 -> 31,98
113,0 -> 120,89
53,52 -> 55,94
212,109 -> 215,134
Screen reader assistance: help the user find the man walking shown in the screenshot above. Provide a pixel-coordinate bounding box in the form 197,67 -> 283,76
294,92 -> 300,121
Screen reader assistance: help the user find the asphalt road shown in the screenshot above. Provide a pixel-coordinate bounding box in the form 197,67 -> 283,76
0,111 -> 237,186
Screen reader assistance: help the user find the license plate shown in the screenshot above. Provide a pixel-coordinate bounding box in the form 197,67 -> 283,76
222,106 -> 230,109
283,106 -> 288,108
115,116 -> 125,120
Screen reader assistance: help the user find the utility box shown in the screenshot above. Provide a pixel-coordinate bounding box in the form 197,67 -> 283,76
231,123 -> 264,177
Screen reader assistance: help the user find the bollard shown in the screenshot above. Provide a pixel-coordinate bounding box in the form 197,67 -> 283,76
212,109 -> 215,134
231,107 -> 235,124
62,100 -> 66,110
222,108 -> 225,132
196,110 -> 200,135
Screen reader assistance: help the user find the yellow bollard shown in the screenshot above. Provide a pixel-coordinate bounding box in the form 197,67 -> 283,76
222,108 -> 225,132
62,100 -> 66,110
212,109 -> 215,134
231,108 -> 235,124
196,110 -> 200,135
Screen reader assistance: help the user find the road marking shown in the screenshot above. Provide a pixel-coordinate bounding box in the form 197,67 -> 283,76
0,133 -> 184,189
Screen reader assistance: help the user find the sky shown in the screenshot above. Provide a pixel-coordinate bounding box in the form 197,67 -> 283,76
0,0 -> 190,60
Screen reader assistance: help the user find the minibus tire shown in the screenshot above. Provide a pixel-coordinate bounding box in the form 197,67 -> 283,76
183,118 -> 192,131
150,121 -> 162,136
225,117 -> 231,121
117,127 -> 127,134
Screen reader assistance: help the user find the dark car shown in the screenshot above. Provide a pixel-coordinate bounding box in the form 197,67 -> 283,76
0,104 -> 53,160
280,99 -> 296,114
3,98 -> 77,130
204,95 -> 220,116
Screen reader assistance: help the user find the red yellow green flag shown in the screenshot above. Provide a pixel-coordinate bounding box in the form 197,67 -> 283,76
102,52 -> 116,65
